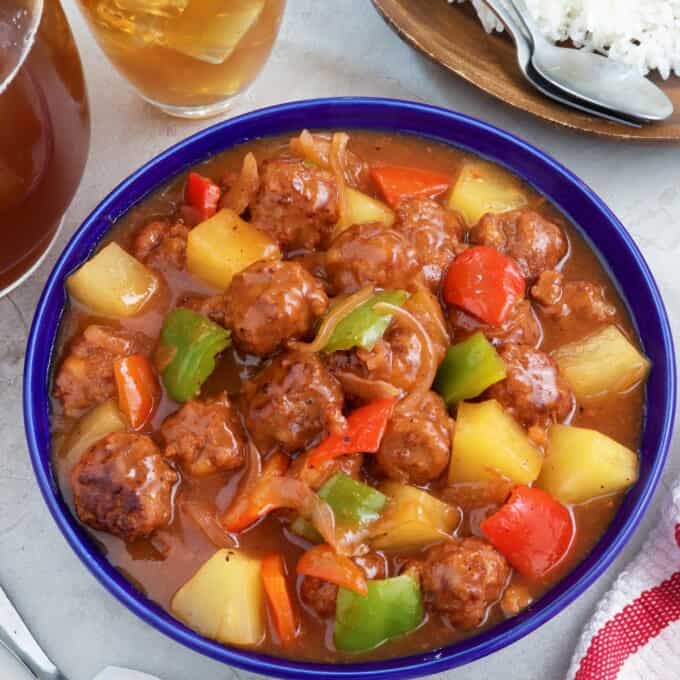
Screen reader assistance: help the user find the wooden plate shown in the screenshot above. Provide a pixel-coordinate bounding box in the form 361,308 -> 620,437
372,0 -> 680,140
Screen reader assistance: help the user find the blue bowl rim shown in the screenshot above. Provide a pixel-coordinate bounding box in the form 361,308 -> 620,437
23,97 -> 676,679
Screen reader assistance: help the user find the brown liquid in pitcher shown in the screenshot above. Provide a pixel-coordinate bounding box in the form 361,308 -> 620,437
0,0 -> 89,291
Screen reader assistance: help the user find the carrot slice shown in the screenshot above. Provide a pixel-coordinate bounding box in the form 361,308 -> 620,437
297,544 -> 368,596
113,354 -> 159,429
370,165 -> 451,207
262,554 -> 299,645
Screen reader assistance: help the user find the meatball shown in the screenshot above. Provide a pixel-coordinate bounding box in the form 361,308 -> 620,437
326,289 -> 449,397
131,219 -> 189,270
471,209 -> 567,280
250,158 -> 339,252
223,260 -> 329,356
161,393 -> 247,477
289,131 -> 369,190
531,270 -> 616,323
416,537 -> 509,630
395,198 -> 465,291
72,433 -> 178,542
375,391 -> 452,485
448,300 -> 541,348
178,293 -> 229,327
54,325 -> 152,417
240,351 -> 345,455
289,452 -> 363,491
486,344 -> 573,430
324,222 -> 421,295
299,576 -> 338,618
300,552 -> 387,618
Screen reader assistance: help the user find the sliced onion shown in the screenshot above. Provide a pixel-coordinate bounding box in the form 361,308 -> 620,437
412,280 -> 450,345
290,129 -> 331,168
255,476 -> 350,555
289,286 -> 374,353
222,441 -> 263,526
221,152 -> 259,215
182,500 -> 238,549
329,132 -> 351,233
334,371 -> 403,402
374,302 -> 437,408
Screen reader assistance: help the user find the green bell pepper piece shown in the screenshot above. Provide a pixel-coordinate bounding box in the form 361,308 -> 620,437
161,308 -> 231,403
290,473 -> 387,542
324,290 -> 409,353
319,472 -> 387,526
290,516 -> 323,543
334,574 -> 424,652
434,331 -> 506,405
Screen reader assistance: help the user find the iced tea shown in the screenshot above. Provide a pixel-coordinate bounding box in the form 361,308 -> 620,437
0,0 -> 90,295
77,0 -> 286,117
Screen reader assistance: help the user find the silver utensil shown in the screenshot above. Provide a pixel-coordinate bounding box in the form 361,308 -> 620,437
0,586 -> 65,680
481,0 -> 645,126
508,0 -> 674,123
0,585 -> 160,680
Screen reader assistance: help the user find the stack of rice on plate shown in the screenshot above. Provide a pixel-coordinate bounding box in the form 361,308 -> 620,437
458,0 -> 680,78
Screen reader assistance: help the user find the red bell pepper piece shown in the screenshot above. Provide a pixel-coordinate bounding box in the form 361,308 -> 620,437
262,554 -> 299,645
113,354 -> 160,430
296,544 -> 368,596
443,245 -> 525,327
307,397 -> 397,469
185,171 -> 221,221
481,485 -> 574,580
370,165 -> 451,207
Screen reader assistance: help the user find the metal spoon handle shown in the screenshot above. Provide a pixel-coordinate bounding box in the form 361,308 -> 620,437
481,0 -> 530,53
504,0 -> 536,46
0,586 -> 67,680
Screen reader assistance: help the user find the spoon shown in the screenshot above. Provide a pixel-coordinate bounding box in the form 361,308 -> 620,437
508,0 -> 674,123
481,0 -> 643,127
0,585 -> 160,680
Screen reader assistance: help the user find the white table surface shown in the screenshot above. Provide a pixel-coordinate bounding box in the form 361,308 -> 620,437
2,2 -> 679,679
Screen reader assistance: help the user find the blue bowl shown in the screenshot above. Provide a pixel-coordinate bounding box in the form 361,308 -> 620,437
24,98 -> 676,679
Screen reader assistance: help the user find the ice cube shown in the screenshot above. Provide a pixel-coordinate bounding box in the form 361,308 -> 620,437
162,0 -> 265,64
94,1 -> 165,46
113,0 -> 189,18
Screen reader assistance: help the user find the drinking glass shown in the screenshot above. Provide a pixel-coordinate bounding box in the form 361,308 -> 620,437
0,0 -> 90,297
76,0 -> 286,118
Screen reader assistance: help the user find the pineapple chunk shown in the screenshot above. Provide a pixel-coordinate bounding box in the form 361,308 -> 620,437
186,208 -> 280,290
344,188 -> 395,229
334,187 -> 396,237
552,325 -> 650,401
371,482 -> 459,551
536,424 -> 639,504
450,400 -> 542,485
67,242 -> 159,317
61,400 -> 127,471
448,160 -> 527,226
171,549 -> 264,646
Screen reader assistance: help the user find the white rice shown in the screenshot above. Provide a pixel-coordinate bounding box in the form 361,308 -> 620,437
454,0 -> 680,78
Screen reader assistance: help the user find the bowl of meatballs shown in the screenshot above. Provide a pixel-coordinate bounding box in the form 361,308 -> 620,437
24,98 -> 675,678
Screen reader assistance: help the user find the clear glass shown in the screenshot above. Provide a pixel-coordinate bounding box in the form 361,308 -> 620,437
0,0 -> 91,297
76,0 -> 287,118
